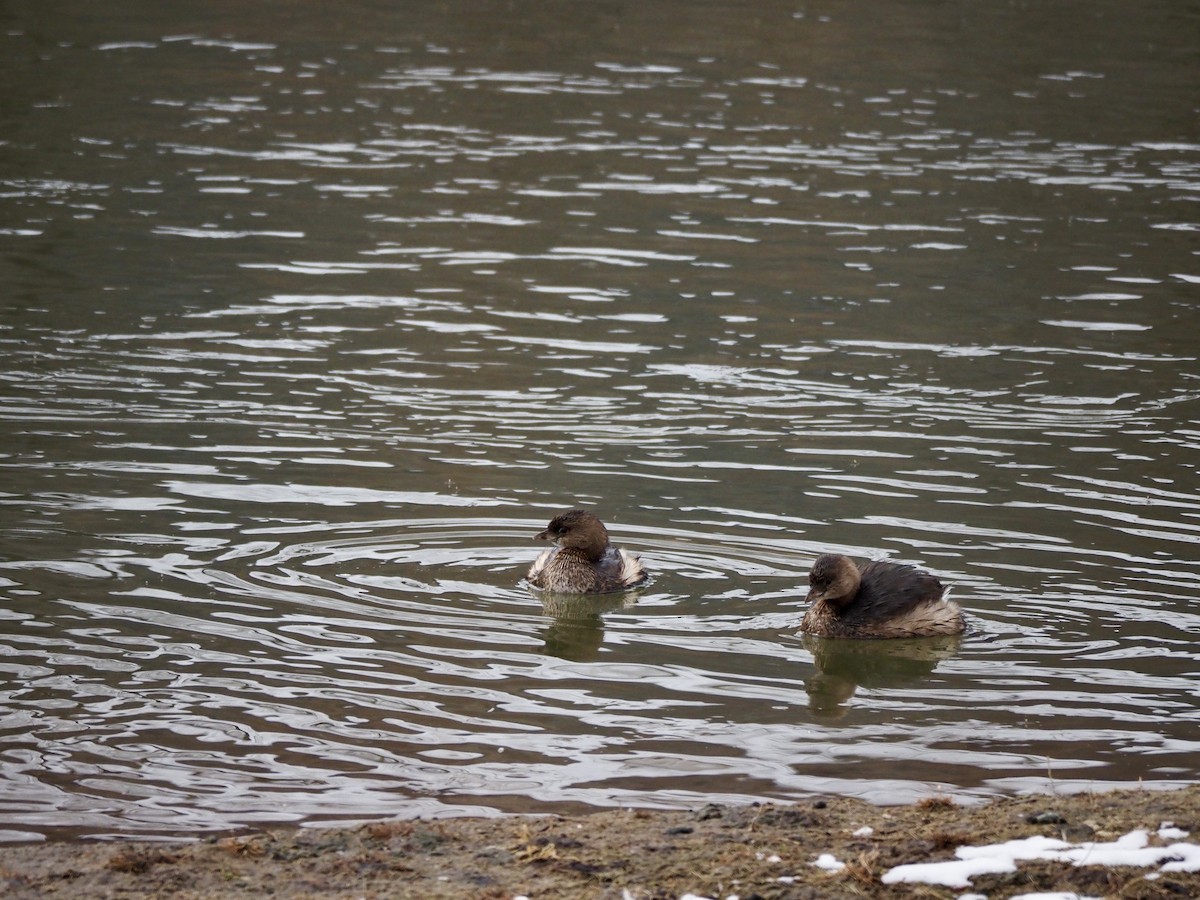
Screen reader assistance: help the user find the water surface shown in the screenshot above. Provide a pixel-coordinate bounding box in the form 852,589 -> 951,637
1,0 -> 1199,841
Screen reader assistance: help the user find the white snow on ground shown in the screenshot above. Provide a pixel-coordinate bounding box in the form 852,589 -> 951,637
882,826 -> 1200,889
811,853 -> 846,871
633,823 -> 1197,900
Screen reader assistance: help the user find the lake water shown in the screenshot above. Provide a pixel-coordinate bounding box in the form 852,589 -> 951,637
1,0 -> 1198,841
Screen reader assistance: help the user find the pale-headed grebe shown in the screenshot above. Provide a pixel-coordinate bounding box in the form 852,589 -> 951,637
800,553 -> 965,639
526,508 -> 647,594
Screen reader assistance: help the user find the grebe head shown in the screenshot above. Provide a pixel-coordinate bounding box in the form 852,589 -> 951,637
806,553 -> 861,608
535,509 -> 610,562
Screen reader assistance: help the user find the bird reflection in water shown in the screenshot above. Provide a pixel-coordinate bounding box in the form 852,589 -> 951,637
535,590 -> 642,661
801,633 -> 963,717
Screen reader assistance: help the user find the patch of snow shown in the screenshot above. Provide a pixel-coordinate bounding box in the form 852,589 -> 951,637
882,829 -> 1200,889
882,851 -> 1019,888
812,853 -> 846,871
1159,822 -> 1190,841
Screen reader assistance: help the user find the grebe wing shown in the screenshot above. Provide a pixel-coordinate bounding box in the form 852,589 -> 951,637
839,559 -> 944,623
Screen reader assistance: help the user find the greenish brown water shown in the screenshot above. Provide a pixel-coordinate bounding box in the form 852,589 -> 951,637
1,0 -> 1198,840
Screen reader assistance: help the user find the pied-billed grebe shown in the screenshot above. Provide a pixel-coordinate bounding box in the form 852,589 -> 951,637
526,508 -> 647,594
800,553 -> 965,639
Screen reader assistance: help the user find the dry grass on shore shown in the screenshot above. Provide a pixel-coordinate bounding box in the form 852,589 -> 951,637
4,784 -> 1200,898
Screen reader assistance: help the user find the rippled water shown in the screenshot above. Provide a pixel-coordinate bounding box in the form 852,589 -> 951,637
2,1 -> 1199,841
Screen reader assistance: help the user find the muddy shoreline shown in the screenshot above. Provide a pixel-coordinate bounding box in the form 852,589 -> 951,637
4,785 -> 1199,898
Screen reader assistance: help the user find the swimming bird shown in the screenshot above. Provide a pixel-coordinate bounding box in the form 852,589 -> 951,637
526,508 -> 647,594
800,553 -> 964,639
